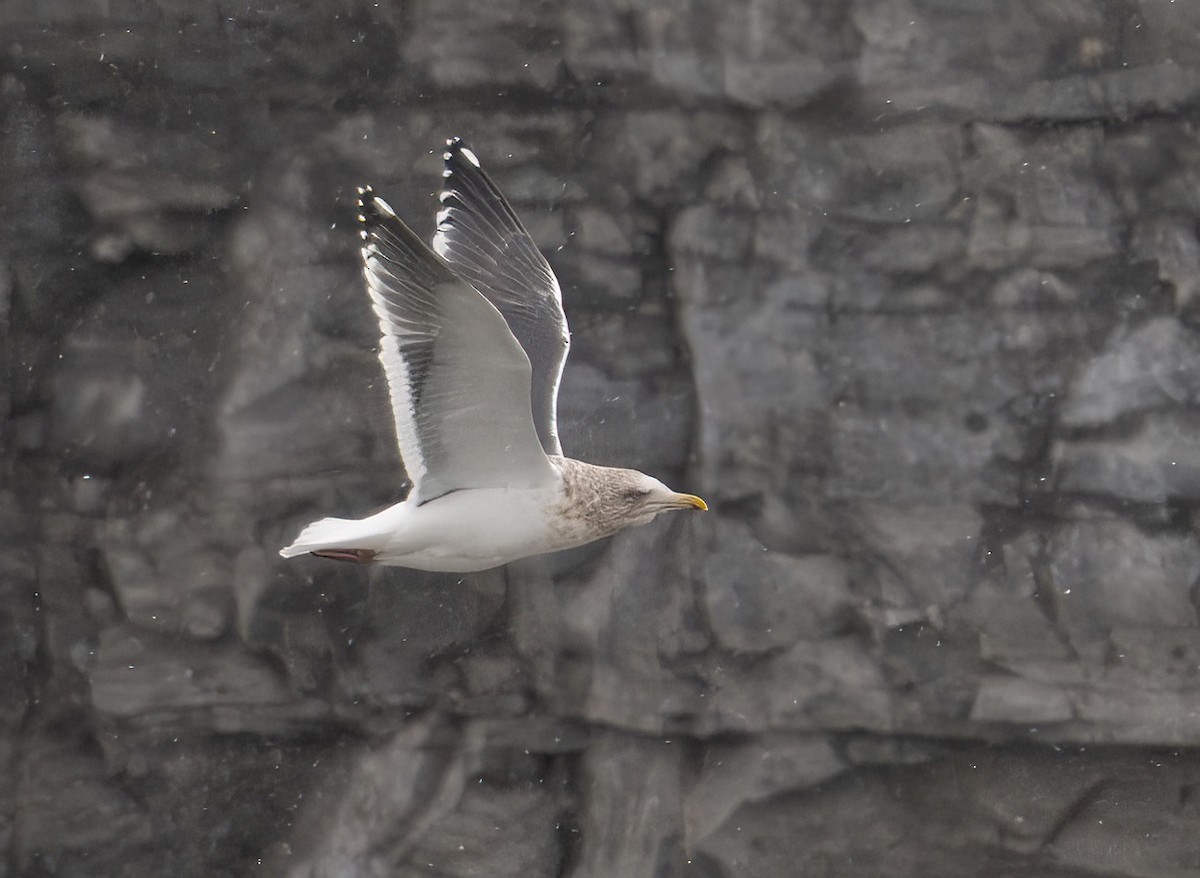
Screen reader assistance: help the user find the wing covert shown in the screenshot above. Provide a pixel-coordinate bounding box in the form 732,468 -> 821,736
357,187 -> 556,504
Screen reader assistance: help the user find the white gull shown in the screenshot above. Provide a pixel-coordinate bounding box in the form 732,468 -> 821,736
280,138 -> 706,572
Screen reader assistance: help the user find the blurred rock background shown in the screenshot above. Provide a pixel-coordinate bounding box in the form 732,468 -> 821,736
3,1 -> 1200,876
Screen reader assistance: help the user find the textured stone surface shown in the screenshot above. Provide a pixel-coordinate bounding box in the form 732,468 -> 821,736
4,1 -> 1200,876
697,747 -> 1200,877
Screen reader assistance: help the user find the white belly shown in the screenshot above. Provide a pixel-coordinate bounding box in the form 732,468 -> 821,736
367,485 -> 571,571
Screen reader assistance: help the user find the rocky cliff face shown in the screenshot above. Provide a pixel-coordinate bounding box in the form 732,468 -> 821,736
3,2 -> 1200,876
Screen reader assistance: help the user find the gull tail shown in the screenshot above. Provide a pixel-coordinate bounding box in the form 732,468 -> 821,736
279,517 -> 381,564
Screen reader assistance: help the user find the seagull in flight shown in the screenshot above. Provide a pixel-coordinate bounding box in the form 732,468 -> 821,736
280,138 -> 706,572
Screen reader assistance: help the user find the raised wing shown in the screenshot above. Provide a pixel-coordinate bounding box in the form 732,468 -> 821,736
433,138 -> 571,457
357,187 -> 557,505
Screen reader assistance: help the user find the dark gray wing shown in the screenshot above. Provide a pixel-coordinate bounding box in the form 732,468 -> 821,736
357,187 -> 556,505
432,138 -> 570,457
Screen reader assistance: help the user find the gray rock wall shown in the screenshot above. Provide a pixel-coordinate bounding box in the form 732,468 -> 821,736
3,1 -> 1200,876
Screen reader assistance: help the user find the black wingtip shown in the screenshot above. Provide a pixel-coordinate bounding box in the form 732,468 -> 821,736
443,137 -> 482,169
355,185 -> 375,219
356,186 -> 395,226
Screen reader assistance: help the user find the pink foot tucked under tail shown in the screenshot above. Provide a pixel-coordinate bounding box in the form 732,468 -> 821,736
310,548 -> 378,563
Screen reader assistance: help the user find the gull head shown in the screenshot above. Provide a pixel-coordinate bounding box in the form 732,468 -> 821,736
608,469 -> 708,528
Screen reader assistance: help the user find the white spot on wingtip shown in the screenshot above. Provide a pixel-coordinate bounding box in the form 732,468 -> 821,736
459,147 -> 481,168
442,168 -> 452,178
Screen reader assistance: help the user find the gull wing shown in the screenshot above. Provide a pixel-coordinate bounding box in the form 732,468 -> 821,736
433,138 -> 571,457
357,187 -> 557,505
